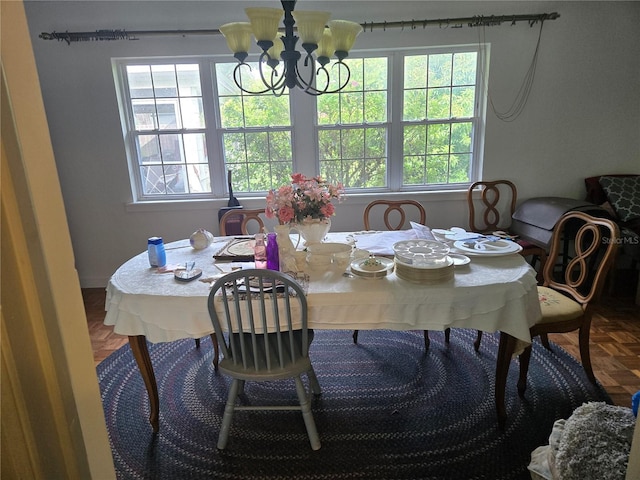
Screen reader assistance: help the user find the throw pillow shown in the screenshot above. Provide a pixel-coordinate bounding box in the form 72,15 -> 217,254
599,176 -> 640,223
554,402 -> 635,480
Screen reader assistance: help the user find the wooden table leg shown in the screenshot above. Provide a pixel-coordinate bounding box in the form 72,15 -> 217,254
495,332 -> 517,430
128,335 -> 159,433
210,333 -> 219,370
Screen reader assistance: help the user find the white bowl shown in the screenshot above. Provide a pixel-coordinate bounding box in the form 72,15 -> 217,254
306,242 -> 352,255
306,252 -> 333,270
305,243 -> 352,271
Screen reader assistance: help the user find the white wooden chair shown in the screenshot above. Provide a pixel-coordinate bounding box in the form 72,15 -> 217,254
207,268 -> 322,450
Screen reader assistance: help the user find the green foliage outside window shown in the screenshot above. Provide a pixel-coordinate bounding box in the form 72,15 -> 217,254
317,58 -> 388,189
217,62 -> 294,192
402,52 -> 477,185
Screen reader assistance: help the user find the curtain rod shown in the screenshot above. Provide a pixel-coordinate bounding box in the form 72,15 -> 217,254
39,12 -> 559,45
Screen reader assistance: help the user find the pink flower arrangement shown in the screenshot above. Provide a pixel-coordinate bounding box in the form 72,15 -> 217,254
265,173 -> 345,224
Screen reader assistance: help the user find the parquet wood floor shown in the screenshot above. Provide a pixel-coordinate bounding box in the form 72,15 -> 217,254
83,288 -> 640,408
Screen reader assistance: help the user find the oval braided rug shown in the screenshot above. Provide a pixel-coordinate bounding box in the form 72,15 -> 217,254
98,329 -> 611,480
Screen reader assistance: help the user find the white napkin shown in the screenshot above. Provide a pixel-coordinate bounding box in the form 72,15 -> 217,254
410,221 -> 436,240
353,229 -> 418,256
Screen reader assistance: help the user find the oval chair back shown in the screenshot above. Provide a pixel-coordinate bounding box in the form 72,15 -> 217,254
363,199 -> 426,231
219,208 -> 267,236
543,211 -> 619,305
467,180 -> 518,233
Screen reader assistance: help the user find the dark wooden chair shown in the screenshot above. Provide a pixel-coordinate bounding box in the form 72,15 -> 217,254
363,199 -> 426,231
493,212 -> 619,418
467,180 -> 548,350
468,180 -> 548,272
517,211 -> 618,393
195,209 -> 269,360
354,200 -> 436,348
219,208 -> 267,236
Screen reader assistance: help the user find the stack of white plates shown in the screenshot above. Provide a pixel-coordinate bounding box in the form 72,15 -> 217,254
393,240 -> 454,284
394,259 -> 454,284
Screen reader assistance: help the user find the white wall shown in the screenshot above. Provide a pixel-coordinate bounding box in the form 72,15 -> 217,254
24,1 -> 640,287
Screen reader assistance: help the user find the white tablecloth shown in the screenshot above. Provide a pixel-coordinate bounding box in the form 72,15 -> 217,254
105,232 -> 541,345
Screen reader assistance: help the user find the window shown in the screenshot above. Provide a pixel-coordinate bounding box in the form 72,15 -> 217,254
114,46 -> 485,201
402,52 -> 477,185
124,64 -> 210,196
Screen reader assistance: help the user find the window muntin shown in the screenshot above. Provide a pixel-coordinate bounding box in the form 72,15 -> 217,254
115,47 -> 484,201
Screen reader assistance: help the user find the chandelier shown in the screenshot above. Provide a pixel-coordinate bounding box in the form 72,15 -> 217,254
219,0 -> 363,96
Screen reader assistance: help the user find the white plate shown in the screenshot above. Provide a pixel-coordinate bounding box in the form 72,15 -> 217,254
448,254 -> 470,266
453,239 -> 523,256
396,256 -> 454,269
350,256 -> 394,279
443,227 -> 480,241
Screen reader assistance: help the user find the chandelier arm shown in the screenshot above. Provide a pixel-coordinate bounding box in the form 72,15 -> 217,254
257,52 -> 287,92
293,52 -> 322,94
314,65 -> 332,94
269,67 -> 289,97
232,63 -> 276,95
292,75 -> 323,96
291,59 -> 353,96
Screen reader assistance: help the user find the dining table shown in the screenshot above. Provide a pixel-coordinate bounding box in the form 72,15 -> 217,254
103,230 -> 542,432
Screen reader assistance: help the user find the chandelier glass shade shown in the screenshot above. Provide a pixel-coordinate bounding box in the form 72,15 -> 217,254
219,0 -> 363,96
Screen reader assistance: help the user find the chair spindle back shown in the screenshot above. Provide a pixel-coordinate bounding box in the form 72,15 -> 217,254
208,269 -> 308,373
